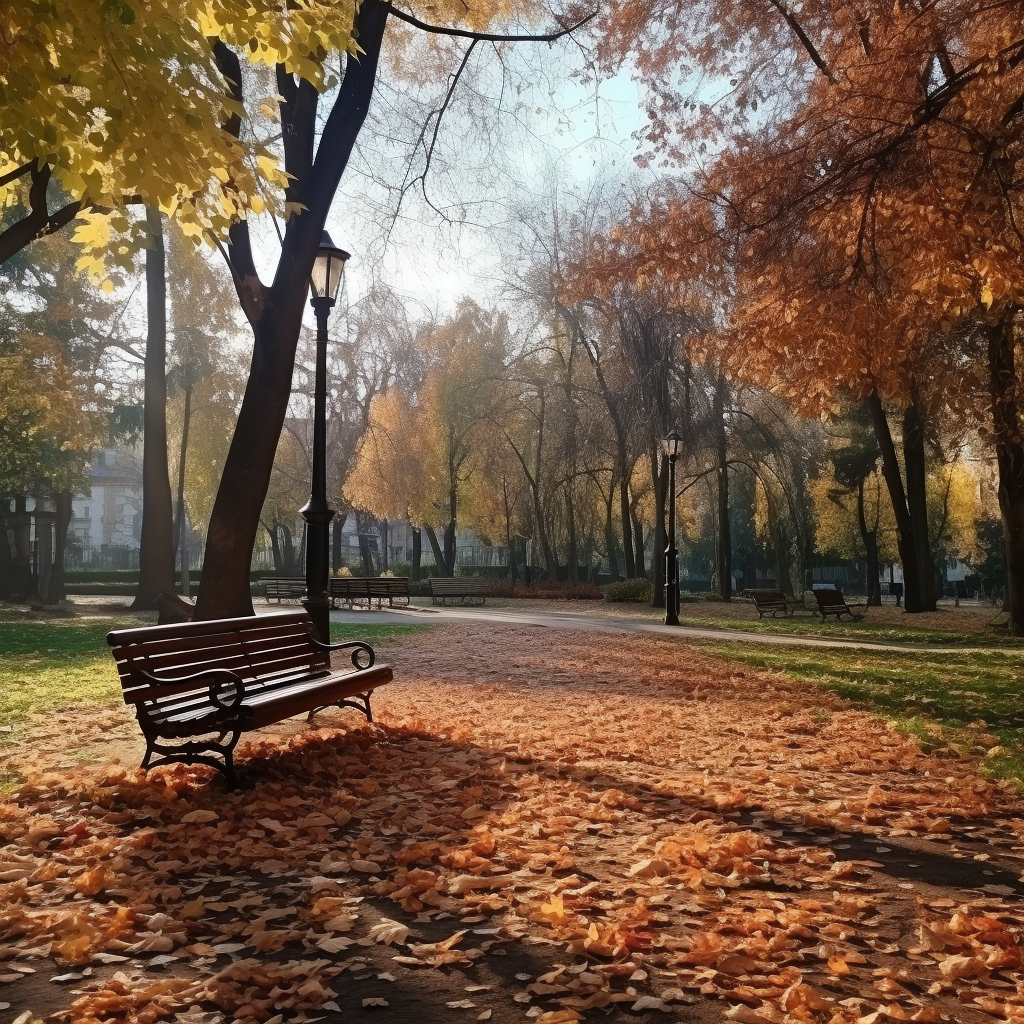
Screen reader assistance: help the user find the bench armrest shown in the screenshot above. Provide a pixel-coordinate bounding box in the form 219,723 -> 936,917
137,666 -> 247,711
307,637 -> 377,671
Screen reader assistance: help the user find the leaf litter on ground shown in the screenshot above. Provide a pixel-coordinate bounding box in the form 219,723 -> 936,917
0,623 -> 1022,1023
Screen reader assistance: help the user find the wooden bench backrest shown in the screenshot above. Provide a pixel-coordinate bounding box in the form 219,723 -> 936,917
814,589 -> 846,609
429,577 -> 487,592
108,611 -> 327,706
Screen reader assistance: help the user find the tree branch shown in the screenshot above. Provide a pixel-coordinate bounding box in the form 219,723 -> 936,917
385,3 -> 596,43
0,161 -> 33,189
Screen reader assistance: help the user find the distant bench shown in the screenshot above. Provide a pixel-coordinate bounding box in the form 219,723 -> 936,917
428,577 -> 488,605
107,610 -> 392,787
261,578 -> 306,603
330,576 -> 410,609
745,589 -> 813,619
813,588 -> 867,622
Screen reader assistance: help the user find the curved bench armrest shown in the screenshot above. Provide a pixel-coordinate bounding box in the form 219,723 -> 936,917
137,666 -> 247,711
307,636 -> 377,671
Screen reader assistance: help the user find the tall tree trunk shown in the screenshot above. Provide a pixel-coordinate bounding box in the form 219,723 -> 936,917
857,477 -> 882,605
650,448 -> 666,607
769,502 -> 794,598
632,506 -> 645,578
194,1 -> 388,619
423,523 -> 445,573
131,206 -> 176,611
866,389 -> 925,611
565,489 -> 578,584
0,505 -> 13,600
714,373 -> 732,601
332,514 -> 343,571
619,469 -> 635,577
988,313 -> 1024,633
604,485 -> 620,582
411,525 -> 422,581
266,522 -> 283,572
42,489 -> 73,604
173,382 -> 193,596
903,401 -> 936,611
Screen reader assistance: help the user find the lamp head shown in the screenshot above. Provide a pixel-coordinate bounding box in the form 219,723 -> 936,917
310,230 -> 351,303
661,429 -> 684,459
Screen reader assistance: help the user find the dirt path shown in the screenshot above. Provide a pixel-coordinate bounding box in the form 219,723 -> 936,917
0,624 -> 1021,1024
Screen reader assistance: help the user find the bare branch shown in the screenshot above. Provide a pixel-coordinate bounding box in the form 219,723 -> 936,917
385,3 -> 596,43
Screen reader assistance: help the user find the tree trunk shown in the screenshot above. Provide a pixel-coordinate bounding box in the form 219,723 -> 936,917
903,401 -> 936,611
41,489 -> 73,604
423,523 -> 445,573
866,389 -> 925,611
714,374 -> 732,601
632,506 -> 645,578
565,489 -> 578,584
443,519 -> 456,576
987,313 -> 1024,633
619,469 -> 635,577
604,485 -> 620,582
174,382 -> 193,595
857,478 -> 882,605
131,206 -> 177,610
193,0 -> 388,619
0,505 -> 13,600
411,525 -> 422,581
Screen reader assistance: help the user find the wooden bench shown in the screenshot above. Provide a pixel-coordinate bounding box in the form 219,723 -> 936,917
746,589 -> 812,619
329,576 -> 410,609
261,578 -> 306,603
107,610 -> 393,787
813,588 -> 867,621
428,577 -> 488,605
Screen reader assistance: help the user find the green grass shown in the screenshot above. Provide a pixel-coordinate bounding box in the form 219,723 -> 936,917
0,619 -> 133,731
0,618 -> 427,735
701,639 -> 1024,785
677,613 -> 1016,646
329,622 -> 428,645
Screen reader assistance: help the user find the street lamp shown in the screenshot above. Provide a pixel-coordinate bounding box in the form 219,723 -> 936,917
661,429 -> 684,626
302,231 -> 350,645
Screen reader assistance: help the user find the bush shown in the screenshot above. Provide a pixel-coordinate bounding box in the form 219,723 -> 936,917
679,590 -> 716,603
603,578 -> 653,603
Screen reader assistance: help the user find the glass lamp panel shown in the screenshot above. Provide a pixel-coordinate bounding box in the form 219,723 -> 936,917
310,252 -> 330,298
661,431 -> 684,457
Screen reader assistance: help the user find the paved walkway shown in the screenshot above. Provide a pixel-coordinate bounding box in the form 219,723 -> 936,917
327,602 -> 991,654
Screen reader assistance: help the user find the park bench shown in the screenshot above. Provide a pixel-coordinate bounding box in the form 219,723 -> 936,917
329,576 -> 411,609
813,588 -> 867,622
746,588 -> 812,619
428,576 -> 488,605
107,610 -> 393,787
261,577 -> 306,603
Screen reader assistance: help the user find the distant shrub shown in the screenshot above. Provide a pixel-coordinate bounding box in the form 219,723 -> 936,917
679,590 -> 716,603
603,578 -> 653,603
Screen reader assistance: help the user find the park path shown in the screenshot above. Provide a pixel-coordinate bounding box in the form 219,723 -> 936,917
328,601 -> 989,654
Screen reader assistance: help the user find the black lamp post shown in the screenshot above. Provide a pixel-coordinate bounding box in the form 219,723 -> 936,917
661,429 -> 684,626
302,231 -> 350,645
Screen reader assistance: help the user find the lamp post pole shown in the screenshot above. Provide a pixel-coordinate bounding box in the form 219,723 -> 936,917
301,296 -> 335,646
302,232 -> 349,647
661,429 -> 683,627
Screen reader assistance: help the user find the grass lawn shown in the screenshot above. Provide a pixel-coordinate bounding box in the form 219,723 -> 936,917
0,617 -> 427,736
701,638 -> 1024,786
